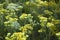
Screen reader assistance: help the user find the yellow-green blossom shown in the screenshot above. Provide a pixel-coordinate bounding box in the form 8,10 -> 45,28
47,22 -> 56,31
20,13 -> 27,20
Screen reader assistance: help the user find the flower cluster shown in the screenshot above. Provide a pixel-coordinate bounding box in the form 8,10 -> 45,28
5,32 -> 28,40
0,0 -> 60,40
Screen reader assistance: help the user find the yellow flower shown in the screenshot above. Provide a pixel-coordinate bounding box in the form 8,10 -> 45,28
47,23 -> 54,27
44,10 -> 53,15
20,13 -> 27,20
9,18 -> 18,22
38,29 -> 43,32
25,1 -> 29,5
56,32 -> 60,36
24,24 -> 33,30
8,32 -> 27,40
56,32 -> 60,38
40,1 -> 48,6
52,19 -> 60,24
14,18 -> 18,20
38,16 -> 47,22
47,22 -> 56,30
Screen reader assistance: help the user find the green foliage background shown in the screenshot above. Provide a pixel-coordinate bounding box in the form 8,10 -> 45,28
0,0 -> 60,40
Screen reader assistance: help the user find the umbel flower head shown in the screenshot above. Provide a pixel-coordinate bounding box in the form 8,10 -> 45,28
7,3 -> 23,11
20,13 -> 27,20
20,24 -> 33,34
38,15 -> 47,22
47,22 -> 56,31
5,32 -> 29,40
19,13 -> 33,20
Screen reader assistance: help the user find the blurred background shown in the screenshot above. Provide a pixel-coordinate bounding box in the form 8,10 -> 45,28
0,0 -> 60,40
